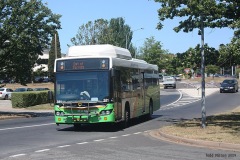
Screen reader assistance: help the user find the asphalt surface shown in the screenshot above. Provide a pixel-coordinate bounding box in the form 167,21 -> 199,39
0,87 -> 240,153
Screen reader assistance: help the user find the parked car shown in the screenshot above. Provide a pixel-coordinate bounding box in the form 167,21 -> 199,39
220,79 -> 239,93
33,88 -> 50,91
34,77 -> 44,83
174,75 -> 181,81
0,88 -> 13,100
43,78 -> 52,83
14,87 -> 33,92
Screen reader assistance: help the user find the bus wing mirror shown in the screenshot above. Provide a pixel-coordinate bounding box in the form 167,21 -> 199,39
111,68 -> 115,77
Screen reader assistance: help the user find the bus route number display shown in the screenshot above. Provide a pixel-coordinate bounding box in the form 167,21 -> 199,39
56,58 -> 109,71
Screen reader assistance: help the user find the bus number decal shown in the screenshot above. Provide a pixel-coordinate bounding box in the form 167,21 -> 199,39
73,61 -> 84,70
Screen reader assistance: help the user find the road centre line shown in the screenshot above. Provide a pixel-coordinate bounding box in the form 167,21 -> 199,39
109,136 -> 118,139
57,145 -> 71,148
35,149 -> 50,153
0,123 -> 55,131
94,139 -> 105,142
76,142 -> 89,145
9,154 -> 26,158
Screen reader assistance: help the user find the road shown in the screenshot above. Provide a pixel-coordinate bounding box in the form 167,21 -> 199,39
0,82 -> 239,160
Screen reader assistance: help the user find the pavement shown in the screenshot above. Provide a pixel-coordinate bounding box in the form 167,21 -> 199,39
1,87 -> 240,152
0,100 -> 53,116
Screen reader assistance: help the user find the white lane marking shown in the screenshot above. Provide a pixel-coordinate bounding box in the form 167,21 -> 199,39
9,154 -> 26,158
0,123 -> 55,131
57,145 -> 71,148
122,134 -> 131,137
35,149 -> 50,153
109,136 -> 118,139
77,142 -> 89,145
94,139 -> 105,142
133,132 -> 142,135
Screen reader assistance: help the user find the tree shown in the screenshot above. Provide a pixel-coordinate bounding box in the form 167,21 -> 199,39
155,0 -> 239,33
70,17 -> 136,56
70,19 -> 108,46
206,65 -> 220,78
154,0 -> 240,128
0,0 -> 61,85
139,37 -> 172,74
48,31 -> 61,82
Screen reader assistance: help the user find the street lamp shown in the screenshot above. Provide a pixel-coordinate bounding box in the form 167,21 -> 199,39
125,28 -> 144,49
200,6 -> 206,129
134,38 -> 145,58
55,33 -> 57,59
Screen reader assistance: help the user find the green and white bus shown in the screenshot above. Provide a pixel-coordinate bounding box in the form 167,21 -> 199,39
51,44 -> 160,128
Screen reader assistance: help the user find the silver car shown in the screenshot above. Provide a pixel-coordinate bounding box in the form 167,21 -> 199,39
0,88 -> 13,100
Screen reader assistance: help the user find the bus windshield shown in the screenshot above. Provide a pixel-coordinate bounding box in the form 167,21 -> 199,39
55,71 -> 109,103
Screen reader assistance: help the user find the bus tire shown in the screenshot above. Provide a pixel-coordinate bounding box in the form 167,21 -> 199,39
122,106 -> 130,129
148,101 -> 153,120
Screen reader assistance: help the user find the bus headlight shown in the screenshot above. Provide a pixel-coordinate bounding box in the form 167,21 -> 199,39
100,109 -> 113,116
55,111 -> 64,116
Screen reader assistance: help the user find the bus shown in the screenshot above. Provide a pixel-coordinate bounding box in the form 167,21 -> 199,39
51,44 -> 160,128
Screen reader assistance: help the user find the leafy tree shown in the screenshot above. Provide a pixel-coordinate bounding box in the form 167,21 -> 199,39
155,0 -> 239,33
175,44 -> 219,75
70,19 -> 108,45
154,0 -> 240,128
48,31 -> 61,82
0,0 -> 61,85
206,65 -> 220,78
70,17 -> 137,57
139,37 -> 172,74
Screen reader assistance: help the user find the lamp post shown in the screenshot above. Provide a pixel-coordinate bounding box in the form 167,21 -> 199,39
200,10 -> 206,128
125,28 -> 143,49
55,33 -> 57,59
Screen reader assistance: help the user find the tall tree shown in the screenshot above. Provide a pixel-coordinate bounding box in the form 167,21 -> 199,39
48,31 -> 61,82
139,37 -> 171,73
0,0 -> 61,85
155,0 -> 239,33
70,19 -> 108,45
154,0 -> 239,128
70,17 -> 136,56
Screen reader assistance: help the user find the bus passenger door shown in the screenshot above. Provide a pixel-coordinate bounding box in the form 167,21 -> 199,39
113,70 -> 122,120
136,72 -> 145,114
141,72 -> 146,113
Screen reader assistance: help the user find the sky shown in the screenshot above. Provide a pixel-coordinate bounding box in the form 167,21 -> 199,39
42,0 -> 235,54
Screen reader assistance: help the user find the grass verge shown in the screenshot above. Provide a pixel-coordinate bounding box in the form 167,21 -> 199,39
160,107 -> 240,144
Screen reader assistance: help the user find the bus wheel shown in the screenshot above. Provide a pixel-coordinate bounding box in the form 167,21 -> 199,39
122,107 -> 130,129
148,102 -> 153,120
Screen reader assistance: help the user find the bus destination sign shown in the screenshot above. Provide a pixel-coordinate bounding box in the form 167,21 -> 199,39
56,58 -> 109,71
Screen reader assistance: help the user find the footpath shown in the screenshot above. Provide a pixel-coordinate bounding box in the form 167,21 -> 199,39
0,100 -> 53,117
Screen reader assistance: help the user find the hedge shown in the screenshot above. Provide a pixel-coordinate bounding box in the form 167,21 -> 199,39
11,91 -> 50,108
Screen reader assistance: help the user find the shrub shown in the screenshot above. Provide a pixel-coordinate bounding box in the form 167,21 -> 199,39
11,91 -> 50,108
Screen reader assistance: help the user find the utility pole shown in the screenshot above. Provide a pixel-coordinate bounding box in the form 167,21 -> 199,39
200,12 -> 206,128
125,28 -> 143,49
55,33 -> 57,59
